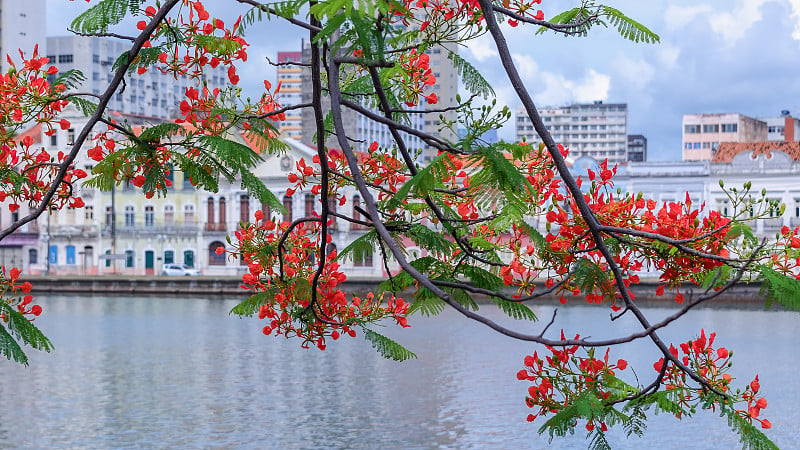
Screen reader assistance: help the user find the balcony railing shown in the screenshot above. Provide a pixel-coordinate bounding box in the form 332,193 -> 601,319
204,222 -> 227,232
101,222 -> 200,236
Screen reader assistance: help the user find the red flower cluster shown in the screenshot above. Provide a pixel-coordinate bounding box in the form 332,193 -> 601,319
0,267 -> 40,322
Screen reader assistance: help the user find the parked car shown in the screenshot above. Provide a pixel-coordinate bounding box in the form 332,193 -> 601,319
161,264 -> 200,276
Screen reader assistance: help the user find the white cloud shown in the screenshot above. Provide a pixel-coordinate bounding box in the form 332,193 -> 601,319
467,34 -> 498,62
664,4 -> 713,31
610,54 -> 655,92
708,0 -> 769,43
511,53 -> 539,80
788,0 -> 800,39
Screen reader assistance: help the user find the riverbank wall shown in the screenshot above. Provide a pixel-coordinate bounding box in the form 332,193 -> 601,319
23,275 -> 766,303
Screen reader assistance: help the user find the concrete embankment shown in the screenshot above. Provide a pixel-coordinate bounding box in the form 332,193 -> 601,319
22,275 -> 767,304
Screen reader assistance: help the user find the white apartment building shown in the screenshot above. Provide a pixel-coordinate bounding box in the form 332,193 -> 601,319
682,113 -> 767,161
516,101 -> 629,164
0,0 -> 46,71
46,36 -> 230,120
761,111 -> 800,142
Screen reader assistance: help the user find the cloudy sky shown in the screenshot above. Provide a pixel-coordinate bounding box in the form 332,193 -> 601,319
48,0 -> 800,161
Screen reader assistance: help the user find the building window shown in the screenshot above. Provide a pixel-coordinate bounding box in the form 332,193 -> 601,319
142,205 -> 154,227
305,193 -> 315,217
721,123 -> 738,133
206,197 -> 215,228
105,206 -> 113,227
92,54 -> 100,63
693,142 -> 701,149
164,250 -> 174,265
67,129 -> 75,146
66,245 -> 76,265
49,245 -> 58,265
58,54 -> 73,64
125,250 -> 135,268
29,249 -> 38,265
684,125 -> 701,134
124,205 -> 135,227
283,195 -> 293,223
240,195 -> 250,224
209,241 -> 226,265
702,124 -> 719,133
50,134 -> 57,146
218,197 -> 226,229
354,246 -> 373,267
184,204 -> 195,225
164,205 -> 175,225
684,143 -> 694,149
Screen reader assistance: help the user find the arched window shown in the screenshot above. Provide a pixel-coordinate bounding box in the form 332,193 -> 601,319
183,204 -> 195,226
209,241 -> 226,265
283,195 -> 293,223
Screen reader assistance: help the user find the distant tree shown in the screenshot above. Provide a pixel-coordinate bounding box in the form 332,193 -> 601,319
1,1 -> 796,447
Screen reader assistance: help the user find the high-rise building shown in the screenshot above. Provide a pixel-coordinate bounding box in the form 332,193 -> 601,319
516,101 -> 629,164
300,39 -> 458,163
46,36 -> 230,119
761,111 -> 800,142
0,0 -> 46,71
682,113 -> 767,161
276,51 -> 303,140
627,134 -> 647,162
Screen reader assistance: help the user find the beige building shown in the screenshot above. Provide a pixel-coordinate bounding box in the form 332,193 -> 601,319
682,113 -> 767,161
276,51 -> 303,140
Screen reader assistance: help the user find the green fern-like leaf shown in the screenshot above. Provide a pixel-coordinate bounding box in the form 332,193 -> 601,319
69,97 -> 99,117
230,290 -> 275,317
758,266 -> 800,311
363,328 -> 416,361
0,324 -> 28,365
602,7 -> 660,44
588,430 -> 611,450
491,298 -> 538,321
724,409 -> 779,450
337,229 -> 379,262
0,303 -> 54,354
241,171 -> 284,213
405,224 -> 453,256
447,52 -> 494,99
70,0 -> 141,34
53,69 -> 87,91
408,287 -> 447,316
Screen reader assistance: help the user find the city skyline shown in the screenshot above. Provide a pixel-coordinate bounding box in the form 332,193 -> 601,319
43,0 -> 800,161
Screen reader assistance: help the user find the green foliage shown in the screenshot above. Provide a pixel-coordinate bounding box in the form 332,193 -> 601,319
0,303 -> 54,365
53,69 -> 87,92
601,7 -> 660,43
758,266 -> 800,311
69,97 -> 99,117
588,430 -> 611,450
536,4 -> 659,44
573,258 -> 613,297
723,409 -> 779,450
408,287 -> 447,316
491,297 -> 537,321
448,52 -> 494,99
405,224 -> 454,257
337,229 -> 379,263
363,328 -> 417,361
230,290 -> 276,317
70,0 -> 142,35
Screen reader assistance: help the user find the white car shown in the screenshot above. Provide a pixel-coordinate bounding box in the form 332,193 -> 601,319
161,264 -> 200,276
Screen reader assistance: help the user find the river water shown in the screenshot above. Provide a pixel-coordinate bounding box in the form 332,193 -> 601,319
0,295 -> 797,449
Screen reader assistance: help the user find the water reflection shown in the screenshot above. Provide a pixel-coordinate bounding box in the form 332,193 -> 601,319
0,296 -> 797,449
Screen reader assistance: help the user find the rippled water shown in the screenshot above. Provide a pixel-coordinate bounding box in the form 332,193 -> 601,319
0,295 -> 797,449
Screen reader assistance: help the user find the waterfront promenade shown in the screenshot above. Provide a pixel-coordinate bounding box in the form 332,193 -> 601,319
23,275 -> 766,303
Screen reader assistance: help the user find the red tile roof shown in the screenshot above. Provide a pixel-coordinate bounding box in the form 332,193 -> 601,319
712,141 -> 800,163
